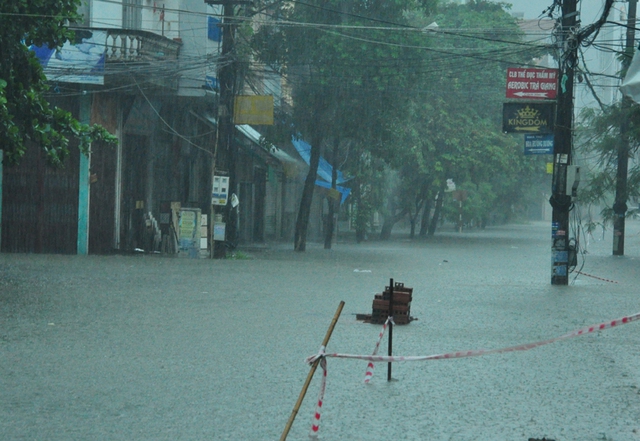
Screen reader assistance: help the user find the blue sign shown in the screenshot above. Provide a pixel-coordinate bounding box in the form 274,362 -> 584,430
524,134 -> 553,155
30,30 -> 107,85
205,76 -> 219,91
208,17 -> 222,42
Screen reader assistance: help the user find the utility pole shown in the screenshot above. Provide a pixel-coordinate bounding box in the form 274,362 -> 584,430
551,0 -> 579,285
612,0 -> 637,256
206,0 -> 239,257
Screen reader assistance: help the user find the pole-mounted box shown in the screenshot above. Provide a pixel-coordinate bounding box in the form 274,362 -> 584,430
566,165 -> 580,198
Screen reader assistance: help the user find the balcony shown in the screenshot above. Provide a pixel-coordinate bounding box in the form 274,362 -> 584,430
71,27 -> 183,90
102,29 -> 181,63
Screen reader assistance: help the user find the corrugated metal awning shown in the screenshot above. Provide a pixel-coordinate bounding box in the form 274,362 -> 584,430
195,112 -> 299,170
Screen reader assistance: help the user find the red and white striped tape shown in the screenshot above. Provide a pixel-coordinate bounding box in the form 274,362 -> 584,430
308,357 -> 327,440
576,271 -> 619,284
324,311 -> 640,364
364,317 -> 393,383
304,311 -> 640,438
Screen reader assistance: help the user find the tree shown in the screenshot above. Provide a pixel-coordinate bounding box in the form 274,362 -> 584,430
384,0 -> 545,237
252,0 -> 546,243
253,0 -> 436,250
0,0 -> 115,166
351,151 -> 386,242
577,103 -> 640,223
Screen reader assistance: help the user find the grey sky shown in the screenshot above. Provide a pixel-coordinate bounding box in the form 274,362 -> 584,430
505,0 -> 621,23
504,0 -> 549,20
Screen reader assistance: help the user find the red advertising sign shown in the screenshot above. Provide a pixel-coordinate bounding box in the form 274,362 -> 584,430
506,68 -> 559,100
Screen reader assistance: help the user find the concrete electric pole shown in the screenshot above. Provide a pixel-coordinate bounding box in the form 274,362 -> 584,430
550,0 -> 579,285
612,0 -> 637,256
205,0 -> 239,257
550,0 -> 616,282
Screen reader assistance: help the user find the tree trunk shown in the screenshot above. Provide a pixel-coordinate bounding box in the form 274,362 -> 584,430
324,137 -> 339,249
428,189 -> 444,237
409,212 -> 416,239
294,132 -> 322,251
380,208 -> 408,240
354,178 -> 366,243
419,198 -> 432,237
409,198 -> 424,240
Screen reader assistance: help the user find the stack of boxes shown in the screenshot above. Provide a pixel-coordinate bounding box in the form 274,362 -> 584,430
370,282 -> 413,325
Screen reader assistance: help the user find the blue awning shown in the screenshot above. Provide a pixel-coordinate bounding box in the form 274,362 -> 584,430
291,136 -> 351,204
291,137 -> 350,185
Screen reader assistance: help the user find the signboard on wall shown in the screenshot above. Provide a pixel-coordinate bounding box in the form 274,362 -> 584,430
213,222 -> 226,241
506,68 -> 559,100
524,134 -> 554,155
502,103 -> 555,134
212,175 -> 229,206
233,95 -> 274,125
178,208 -> 201,251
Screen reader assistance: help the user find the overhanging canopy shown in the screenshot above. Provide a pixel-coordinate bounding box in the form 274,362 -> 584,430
200,114 -> 298,170
291,137 -> 351,205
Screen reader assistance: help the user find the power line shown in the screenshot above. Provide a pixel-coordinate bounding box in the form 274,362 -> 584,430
287,0 -> 537,48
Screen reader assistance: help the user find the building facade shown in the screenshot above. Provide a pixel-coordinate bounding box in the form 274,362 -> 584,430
1,0 -> 310,255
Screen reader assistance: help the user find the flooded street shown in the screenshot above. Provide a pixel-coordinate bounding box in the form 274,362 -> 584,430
2,221 -> 640,440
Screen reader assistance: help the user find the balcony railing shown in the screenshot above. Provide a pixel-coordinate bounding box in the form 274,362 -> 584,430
71,27 -> 181,63
104,29 -> 181,63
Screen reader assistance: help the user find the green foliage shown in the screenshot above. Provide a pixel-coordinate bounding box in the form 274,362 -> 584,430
390,1 -> 546,231
347,149 -> 385,240
253,0 -> 436,141
252,0 -> 438,244
251,0 -> 549,237
0,0 -> 117,166
227,251 -> 252,260
576,102 -> 640,221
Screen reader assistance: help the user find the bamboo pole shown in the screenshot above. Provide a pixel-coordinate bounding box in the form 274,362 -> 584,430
280,300 -> 345,441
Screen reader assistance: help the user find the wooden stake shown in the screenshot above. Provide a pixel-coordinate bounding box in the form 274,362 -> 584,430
280,301 -> 345,441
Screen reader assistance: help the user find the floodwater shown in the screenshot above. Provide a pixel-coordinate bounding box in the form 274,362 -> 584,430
2,221 -> 640,440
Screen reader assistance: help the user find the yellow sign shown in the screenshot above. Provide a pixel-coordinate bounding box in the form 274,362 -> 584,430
179,210 -> 197,240
234,95 -> 274,125
546,162 -> 554,174
327,188 -> 341,201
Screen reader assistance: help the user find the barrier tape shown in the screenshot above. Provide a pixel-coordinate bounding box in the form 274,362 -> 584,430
323,311 -> 640,364
308,357 -> 327,440
364,317 -> 393,383
305,311 -> 640,438
305,345 -> 326,365
576,271 -> 619,284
